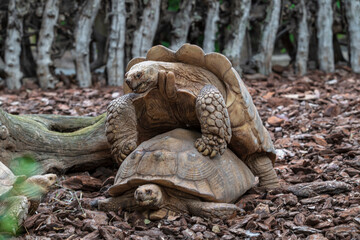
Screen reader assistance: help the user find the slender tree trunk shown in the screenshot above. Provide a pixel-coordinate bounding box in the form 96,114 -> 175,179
223,0 -> 251,73
256,0 -> 281,75
131,0 -> 161,57
295,0 -> 310,75
0,109 -> 111,174
4,0 -> 28,90
345,0 -> 360,73
203,0 -> 219,53
169,0 -> 195,51
106,0 -> 126,86
36,0 -> 60,89
316,0 -> 334,72
74,0 -> 101,87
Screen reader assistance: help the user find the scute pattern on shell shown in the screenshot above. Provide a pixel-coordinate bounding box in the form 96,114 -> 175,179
109,129 -> 255,203
125,44 -> 276,163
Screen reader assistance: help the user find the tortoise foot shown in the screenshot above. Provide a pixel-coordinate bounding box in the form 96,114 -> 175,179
196,85 -> 232,158
112,138 -> 137,163
195,134 -> 227,158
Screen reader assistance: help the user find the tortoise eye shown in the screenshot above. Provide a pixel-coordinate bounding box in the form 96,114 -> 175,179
136,73 -> 141,78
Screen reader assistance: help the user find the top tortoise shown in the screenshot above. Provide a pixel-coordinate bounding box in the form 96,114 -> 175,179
106,44 -> 279,188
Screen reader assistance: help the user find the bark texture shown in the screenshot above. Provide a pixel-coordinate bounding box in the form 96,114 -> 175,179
316,0 -> 334,73
0,109 -> 111,174
169,0 -> 196,51
4,0 -> 28,90
131,0 -> 161,57
345,0 -> 360,73
256,0 -> 281,75
295,0 -> 310,75
74,0 -> 101,87
106,0 -> 126,86
36,0 -> 60,89
223,0 -> 251,73
203,0 -> 219,53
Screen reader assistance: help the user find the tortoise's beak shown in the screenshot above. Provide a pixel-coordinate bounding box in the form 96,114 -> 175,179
125,78 -> 132,88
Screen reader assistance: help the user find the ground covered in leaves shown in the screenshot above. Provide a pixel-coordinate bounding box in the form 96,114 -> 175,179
1,67 -> 359,239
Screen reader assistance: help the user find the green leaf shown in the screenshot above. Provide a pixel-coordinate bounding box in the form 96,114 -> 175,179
60,20 -> 66,26
280,48 -> 287,54
161,41 -> 170,48
215,41 -> 220,53
290,3 -> 295,9
336,0 -> 340,9
10,156 -> 41,177
289,33 -> 295,44
168,0 -> 180,12
144,219 -> 151,224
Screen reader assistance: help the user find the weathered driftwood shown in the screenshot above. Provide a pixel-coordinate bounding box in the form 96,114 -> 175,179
223,0 -> 251,73
169,0 -> 195,51
131,0 -> 161,57
256,0 -> 281,75
0,109 -> 112,174
36,0 -> 60,89
106,0 -> 126,86
74,0 -> 101,87
203,0 -> 219,53
295,0 -> 310,76
4,0 -> 28,90
345,1 -> 360,73
316,0 -> 334,73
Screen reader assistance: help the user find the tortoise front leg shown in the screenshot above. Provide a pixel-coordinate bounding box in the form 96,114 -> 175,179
195,85 -> 232,158
97,191 -> 137,212
245,154 -> 279,189
106,93 -> 138,164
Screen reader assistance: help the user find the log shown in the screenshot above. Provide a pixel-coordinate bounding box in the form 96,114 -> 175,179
131,0 -> 161,57
0,109 -> 112,174
74,0 -> 101,87
223,0 -> 251,73
36,0 -> 60,89
345,0 -> 360,73
106,0 -> 126,86
203,0 -> 219,53
295,0 -> 310,76
169,0 -> 196,51
4,0 -> 28,90
256,0 -> 281,75
316,0 -> 334,72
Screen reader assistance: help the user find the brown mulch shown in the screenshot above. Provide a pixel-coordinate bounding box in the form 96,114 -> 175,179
0,67 -> 359,239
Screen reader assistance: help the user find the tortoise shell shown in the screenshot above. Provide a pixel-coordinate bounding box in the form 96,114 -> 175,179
108,129 -> 255,203
124,44 -> 276,163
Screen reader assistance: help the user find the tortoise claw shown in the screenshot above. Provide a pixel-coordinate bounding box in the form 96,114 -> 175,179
202,149 -> 210,156
210,150 -> 217,158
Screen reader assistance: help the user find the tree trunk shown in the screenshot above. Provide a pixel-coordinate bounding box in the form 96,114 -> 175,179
295,0 -> 310,75
131,0 -> 161,57
0,109 -> 112,174
223,0 -> 251,73
203,0 -> 219,53
169,0 -> 195,51
316,0 -> 334,72
36,0 -> 60,89
4,0 -> 28,90
74,0 -> 101,87
345,0 -> 360,73
256,0 -> 281,75
106,0 -> 126,86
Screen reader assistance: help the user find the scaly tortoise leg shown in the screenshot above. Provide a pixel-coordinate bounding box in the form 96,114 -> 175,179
245,154 -> 279,189
106,93 -> 138,164
97,190 -> 137,212
195,85 -> 232,158
158,70 -> 177,100
186,200 -> 239,219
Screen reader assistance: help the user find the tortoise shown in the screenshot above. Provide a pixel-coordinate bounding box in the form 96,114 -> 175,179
0,161 -> 56,234
106,43 -> 279,188
97,129 -> 255,219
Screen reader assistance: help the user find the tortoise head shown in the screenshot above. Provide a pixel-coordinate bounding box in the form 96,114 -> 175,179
125,62 -> 158,93
134,184 -> 163,208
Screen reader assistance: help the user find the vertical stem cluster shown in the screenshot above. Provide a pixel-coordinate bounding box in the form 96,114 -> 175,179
74,0 -> 101,87
106,0 -> 126,86
256,0 -> 281,75
36,0 -> 61,89
223,0 -> 251,73
295,0 -> 310,75
203,0 -> 219,53
131,0 -> 161,57
316,0 -> 334,72
345,0 -> 360,73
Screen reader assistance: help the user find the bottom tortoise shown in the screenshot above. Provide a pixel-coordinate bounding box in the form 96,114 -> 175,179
98,129 -> 255,219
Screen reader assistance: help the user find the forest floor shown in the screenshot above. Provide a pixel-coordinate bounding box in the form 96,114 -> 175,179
0,66 -> 359,239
